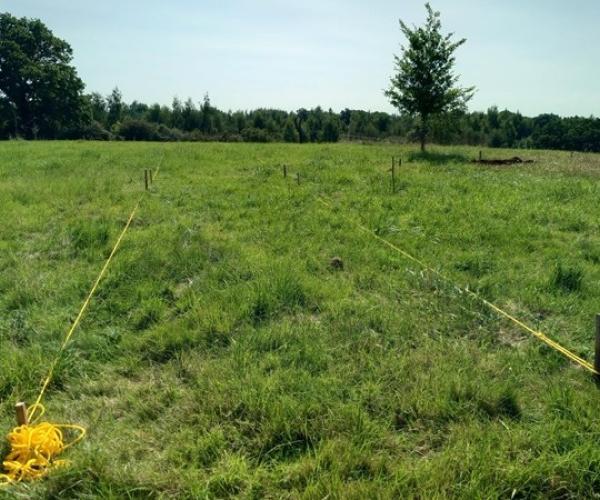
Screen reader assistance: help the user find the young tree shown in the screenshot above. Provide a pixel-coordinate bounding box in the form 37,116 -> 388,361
385,3 -> 474,151
106,87 -> 123,127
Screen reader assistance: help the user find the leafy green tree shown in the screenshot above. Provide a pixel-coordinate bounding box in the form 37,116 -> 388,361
283,119 -> 299,142
88,92 -> 108,125
170,97 -> 184,129
182,98 -> 198,131
385,3 -> 474,151
0,13 -> 87,138
106,87 -> 123,127
321,117 -> 340,142
306,113 -> 323,142
199,93 -> 214,134
128,100 -> 149,120
295,108 -> 309,143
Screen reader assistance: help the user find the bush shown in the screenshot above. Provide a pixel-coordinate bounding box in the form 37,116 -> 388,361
81,120 -> 112,140
241,127 -> 271,143
118,119 -> 159,141
156,124 -> 183,141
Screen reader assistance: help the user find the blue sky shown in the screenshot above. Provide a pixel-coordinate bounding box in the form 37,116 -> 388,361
3,0 -> 599,116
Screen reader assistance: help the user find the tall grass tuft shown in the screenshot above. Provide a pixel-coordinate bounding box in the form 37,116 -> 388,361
550,262 -> 583,293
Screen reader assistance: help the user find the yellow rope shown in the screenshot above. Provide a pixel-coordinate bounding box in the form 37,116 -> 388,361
0,404 -> 85,485
1,162 -> 162,486
317,197 -> 597,375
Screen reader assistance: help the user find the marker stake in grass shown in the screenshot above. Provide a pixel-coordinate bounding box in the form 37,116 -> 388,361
391,157 -> 396,193
149,169 -> 153,184
594,314 -> 600,377
144,169 -> 149,191
283,164 -> 287,178
296,172 -> 300,185
15,402 -> 28,426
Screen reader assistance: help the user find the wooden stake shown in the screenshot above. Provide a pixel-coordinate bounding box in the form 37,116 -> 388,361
391,157 -> 396,193
16,402 -> 28,426
595,314 -> 600,377
283,165 -> 287,178
144,169 -> 149,191
479,150 -> 483,161
296,172 -> 300,185
149,169 -> 153,184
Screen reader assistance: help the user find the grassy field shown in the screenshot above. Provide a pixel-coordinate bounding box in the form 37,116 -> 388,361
2,141 -> 600,498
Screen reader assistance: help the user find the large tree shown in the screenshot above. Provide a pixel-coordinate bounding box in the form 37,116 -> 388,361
385,3 -> 474,151
0,13 -> 87,138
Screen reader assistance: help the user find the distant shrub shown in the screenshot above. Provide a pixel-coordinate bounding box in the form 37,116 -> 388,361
157,124 -> 183,141
550,262 -> 583,292
80,120 -> 112,140
219,132 -> 243,142
118,119 -> 159,141
241,127 -> 271,143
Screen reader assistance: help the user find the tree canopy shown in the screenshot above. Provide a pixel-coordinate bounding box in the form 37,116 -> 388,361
0,13 -> 87,138
385,3 -> 474,151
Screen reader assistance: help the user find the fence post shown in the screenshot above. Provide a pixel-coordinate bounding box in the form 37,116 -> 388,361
296,172 -> 300,185
144,169 -> 149,191
391,157 -> 396,193
283,165 -> 287,178
15,402 -> 28,426
479,150 -> 482,161
595,314 -> 600,377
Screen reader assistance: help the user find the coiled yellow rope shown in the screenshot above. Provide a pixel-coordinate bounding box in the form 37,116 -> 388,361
1,161 -> 162,486
0,404 -> 85,485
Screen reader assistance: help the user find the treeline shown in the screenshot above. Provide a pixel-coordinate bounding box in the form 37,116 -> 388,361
3,85 -> 600,152
81,92 -> 600,152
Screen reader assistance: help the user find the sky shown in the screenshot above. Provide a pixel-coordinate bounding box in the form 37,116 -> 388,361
3,0 -> 600,116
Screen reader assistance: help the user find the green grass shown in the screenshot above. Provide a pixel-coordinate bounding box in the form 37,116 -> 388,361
2,141 -> 600,498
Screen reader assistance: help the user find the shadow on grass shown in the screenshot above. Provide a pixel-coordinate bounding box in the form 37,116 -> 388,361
407,150 -> 469,165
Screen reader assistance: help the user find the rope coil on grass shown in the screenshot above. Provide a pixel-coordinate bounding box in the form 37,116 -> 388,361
0,404 -> 86,485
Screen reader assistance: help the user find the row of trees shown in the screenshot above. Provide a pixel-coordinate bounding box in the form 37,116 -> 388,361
2,12 -> 600,151
71,93 -> 600,152
85,90 -> 343,143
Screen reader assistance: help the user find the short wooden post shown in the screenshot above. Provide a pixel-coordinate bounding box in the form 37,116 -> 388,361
595,314 -> 600,376
144,169 -> 149,190
391,157 -> 396,193
283,165 -> 287,178
296,172 -> 300,185
479,150 -> 482,161
16,402 -> 28,426
149,169 -> 153,184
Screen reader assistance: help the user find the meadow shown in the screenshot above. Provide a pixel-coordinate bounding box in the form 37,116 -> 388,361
2,141 -> 600,498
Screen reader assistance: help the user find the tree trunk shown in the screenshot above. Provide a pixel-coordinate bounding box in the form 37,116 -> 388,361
419,115 -> 429,152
